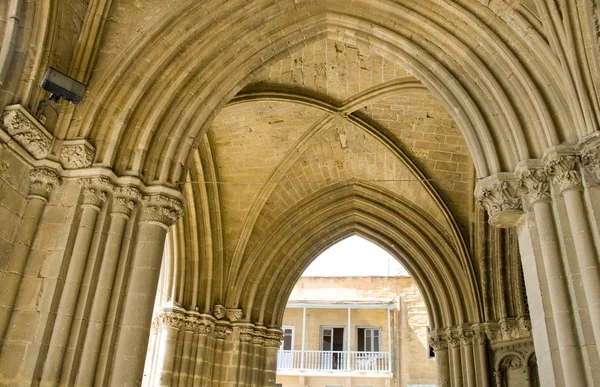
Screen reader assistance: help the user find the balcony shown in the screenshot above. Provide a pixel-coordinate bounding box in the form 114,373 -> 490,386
276,350 -> 391,374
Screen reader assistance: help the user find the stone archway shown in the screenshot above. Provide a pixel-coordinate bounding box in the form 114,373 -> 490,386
0,1 -> 599,387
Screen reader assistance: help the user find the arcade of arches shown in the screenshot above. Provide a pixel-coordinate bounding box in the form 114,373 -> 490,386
0,1 -> 599,386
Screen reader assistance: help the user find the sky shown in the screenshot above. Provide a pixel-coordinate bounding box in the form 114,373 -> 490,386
301,235 -> 409,277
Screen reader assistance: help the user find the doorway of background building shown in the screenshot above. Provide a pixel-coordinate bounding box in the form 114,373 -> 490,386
321,327 -> 345,369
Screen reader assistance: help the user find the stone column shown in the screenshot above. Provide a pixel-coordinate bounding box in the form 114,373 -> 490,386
212,323 -> 229,385
76,187 -> 139,386
447,331 -> 462,387
154,310 -> 184,386
430,332 -> 450,387
249,329 -> 266,387
473,325 -> 490,387
459,328 -> 476,387
177,316 -> 196,386
0,168 -> 59,343
42,179 -> 109,383
236,326 -> 254,386
109,194 -> 183,387
547,155 -> 600,357
262,329 -> 283,387
192,317 -> 213,387
520,167 -> 587,386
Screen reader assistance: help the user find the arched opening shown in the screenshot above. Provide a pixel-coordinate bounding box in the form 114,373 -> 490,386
276,235 -> 436,387
3,1 -> 600,387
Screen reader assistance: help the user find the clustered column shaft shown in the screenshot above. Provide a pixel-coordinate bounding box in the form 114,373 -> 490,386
0,168 -> 60,344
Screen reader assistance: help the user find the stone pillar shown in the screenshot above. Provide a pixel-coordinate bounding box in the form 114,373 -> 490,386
212,323 -> 229,385
237,326 -> 254,386
262,329 -> 283,387
447,331 -> 462,387
109,194 -> 183,387
473,325 -> 490,387
192,317 -> 213,387
42,179 -> 109,383
519,167 -> 587,386
459,328 -> 476,387
154,310 -> 184,386
177,316 -> 197,386
547,155 -> 600,358
430,332 -> 450,387
76,187 -> 139,385
250,328 -> 266,387
0,168 -> 59,343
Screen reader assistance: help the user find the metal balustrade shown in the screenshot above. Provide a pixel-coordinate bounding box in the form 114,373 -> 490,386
276,350 -> 390,372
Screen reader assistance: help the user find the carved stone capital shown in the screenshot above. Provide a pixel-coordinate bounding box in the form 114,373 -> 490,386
82,188 -> 108,207
485,323 -> 502,343
140,194 -> 184,227
472,325 -> 487,344
458,329 -> 474,346
264,330 -> 284,348
28,168 -> 60,199
252,330 -> 265,346
239,328 -> 255,343
545,155 -> 582,193
476,177 -> 523,228
581,145 -> 600,181
59,139 -> 95,169
78,178 -> 111,208
196,318 -> 213,335
112,186 -> 140,216
3,105 -> 52,159
447,336 -> 460,348
429,334 -> 448,351
519,167 -> 551,206
226,308 -> 242,322
214,324 -> 231,340
183,316 -> 197,332
213,304 -> 227,320
156,311 -> 185,329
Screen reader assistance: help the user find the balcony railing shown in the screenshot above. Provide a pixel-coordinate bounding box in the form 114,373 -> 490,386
276,350 -> 391,373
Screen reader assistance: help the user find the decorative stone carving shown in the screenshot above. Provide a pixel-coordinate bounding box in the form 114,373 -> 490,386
581,145 -> 600,180
485,323 -> 502,343
472,325 -> 487,344
476,178 -> 523,228
213,304 -> 227,320
141,194 -> 184,226
500,354 -> 523,370
112,186 -> 140,216
112,197 -> 136,215
545,155 -> 582,193
214,324 -> 231,340
226,308 -> 242,322
183,316 -> 197,332
156,311 -> 185,329
28,168 -> 61,198
429,334 -> 448,351
239,328 -> 254,343
264,331 -> 284,348
445,330 -> 460,348
252,331 -> 265,346
517,315 -> 531,332
2,105 -> 53,159
197,321 -> 213,335
499,318 -> 520,341
519,168 -> 550,206
458,329 -> 474,346
59,139 -> 95,169
82,188 -> 108,207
